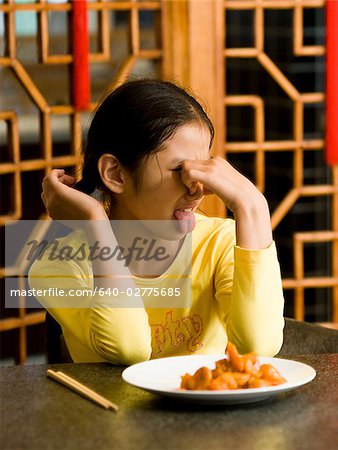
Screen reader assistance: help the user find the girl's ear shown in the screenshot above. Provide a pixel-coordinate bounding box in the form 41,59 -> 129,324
97,154 -> 126,194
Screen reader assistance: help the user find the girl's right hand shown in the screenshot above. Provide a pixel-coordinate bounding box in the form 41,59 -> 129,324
41,169 -> 108,221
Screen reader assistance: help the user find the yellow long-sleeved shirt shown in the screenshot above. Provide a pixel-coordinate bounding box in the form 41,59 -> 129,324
28,214 -> 284,364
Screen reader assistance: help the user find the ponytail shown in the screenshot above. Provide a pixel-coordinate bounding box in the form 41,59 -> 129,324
75,156 -> 113,214
75,155 -> 101,195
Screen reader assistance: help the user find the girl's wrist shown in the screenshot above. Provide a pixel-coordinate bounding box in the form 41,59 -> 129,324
86,207 -> 109,221
231,192 -> 268,218
83,211 -> 111,237
232,195 -> 272,249
222,189 -> 267,217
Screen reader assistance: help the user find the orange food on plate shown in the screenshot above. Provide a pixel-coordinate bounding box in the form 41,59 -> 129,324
180,342 -> 286,390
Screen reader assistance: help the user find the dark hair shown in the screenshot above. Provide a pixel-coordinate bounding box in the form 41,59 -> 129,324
76,79 -> 214,210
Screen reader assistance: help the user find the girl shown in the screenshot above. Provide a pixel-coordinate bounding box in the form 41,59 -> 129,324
29,79 -> 284,364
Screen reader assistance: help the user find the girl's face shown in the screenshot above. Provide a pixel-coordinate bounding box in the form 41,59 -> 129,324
113,123 -> 211,235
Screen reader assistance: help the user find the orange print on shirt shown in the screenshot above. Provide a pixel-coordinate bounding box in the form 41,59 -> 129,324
150,310 -> 203,357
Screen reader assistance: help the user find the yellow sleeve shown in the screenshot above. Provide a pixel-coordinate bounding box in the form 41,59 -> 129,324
214,230 -> 285,356
28,256 -> 152,365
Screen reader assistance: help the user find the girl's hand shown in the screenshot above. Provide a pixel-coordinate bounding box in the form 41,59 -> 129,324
180,157 -> 272,249
180,156 -> 264,213
41,169 -> 107,221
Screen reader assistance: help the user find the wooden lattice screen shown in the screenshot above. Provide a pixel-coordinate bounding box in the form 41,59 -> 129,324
1,0 -> 337,364
223,0 -> 337,326
222,1 -> 337,325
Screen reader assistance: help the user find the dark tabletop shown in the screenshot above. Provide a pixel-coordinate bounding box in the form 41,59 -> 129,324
1,354 -> 337,450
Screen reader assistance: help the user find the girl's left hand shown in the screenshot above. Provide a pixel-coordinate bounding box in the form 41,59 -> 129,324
180,157 -> 272,249
179,156 -> 264,213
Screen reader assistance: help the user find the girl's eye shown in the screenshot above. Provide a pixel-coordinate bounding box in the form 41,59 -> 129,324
172,167 -> 182,172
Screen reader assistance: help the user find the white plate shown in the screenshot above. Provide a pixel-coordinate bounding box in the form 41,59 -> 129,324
122,355 -> 316,404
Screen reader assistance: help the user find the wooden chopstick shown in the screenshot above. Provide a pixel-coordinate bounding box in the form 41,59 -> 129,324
46,369 -> 118,412
55,371 -> 110,409
56,371 -> 118,411
55,370 -> 110,407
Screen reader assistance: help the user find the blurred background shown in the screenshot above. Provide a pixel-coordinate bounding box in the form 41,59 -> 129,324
1,0 -> 337,365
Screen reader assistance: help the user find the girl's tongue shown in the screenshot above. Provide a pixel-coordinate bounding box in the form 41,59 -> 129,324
173,209 -> 196,233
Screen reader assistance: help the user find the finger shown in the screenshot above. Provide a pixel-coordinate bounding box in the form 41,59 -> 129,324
50,169 -> 65,179
185,170 -> 217,196
60,174 -> 76,187
182,159 -> 213,170
188,181 -> 203,196
44,172 -> 76,192
188,181 -> 197,195
202,186 -> 213,196
181,167 -> 210,187
190,182 -> 212,197
41,192 -> 47,207
43,169 -> 65,187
